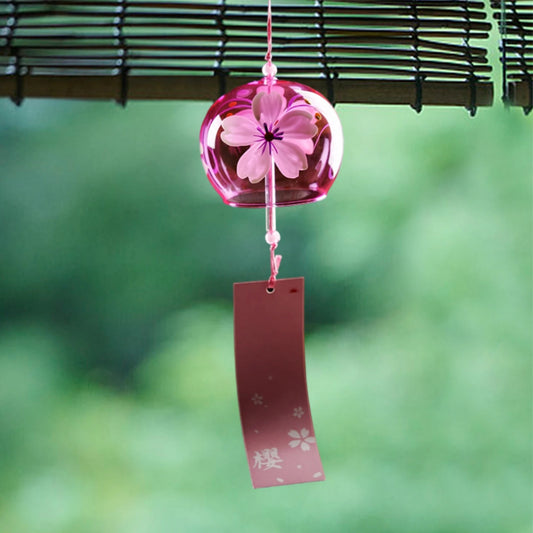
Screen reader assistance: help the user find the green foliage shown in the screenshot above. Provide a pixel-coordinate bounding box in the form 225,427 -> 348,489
0,98 -> 531,532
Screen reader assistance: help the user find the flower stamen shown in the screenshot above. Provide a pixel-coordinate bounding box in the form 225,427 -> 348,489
263,122 -> 284,143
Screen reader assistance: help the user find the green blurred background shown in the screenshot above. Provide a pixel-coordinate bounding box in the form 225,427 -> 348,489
0,82 -> 531,532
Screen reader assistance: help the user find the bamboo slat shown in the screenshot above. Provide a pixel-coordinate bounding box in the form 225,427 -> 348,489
0,74 -> 493,105
0,0 -> 494,110
492,0 -> 532,112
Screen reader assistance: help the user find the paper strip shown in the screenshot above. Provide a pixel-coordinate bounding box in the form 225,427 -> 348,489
234,277 -> 324,488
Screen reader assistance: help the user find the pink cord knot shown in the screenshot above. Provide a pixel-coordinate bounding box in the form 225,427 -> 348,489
267,243 -> 282,291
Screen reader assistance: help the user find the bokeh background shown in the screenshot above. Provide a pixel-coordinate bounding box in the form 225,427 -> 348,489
0,76 -> 531,532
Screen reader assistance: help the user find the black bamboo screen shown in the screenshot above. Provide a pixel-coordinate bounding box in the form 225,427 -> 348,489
492,0 -> 532,113
0,0 -> 493,110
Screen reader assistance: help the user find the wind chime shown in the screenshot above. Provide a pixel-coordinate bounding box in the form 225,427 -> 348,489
199,0 -> 343,488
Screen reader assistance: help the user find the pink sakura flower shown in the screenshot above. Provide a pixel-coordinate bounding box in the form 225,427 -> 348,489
288,428 -> 316,451
220,89 -> 318,183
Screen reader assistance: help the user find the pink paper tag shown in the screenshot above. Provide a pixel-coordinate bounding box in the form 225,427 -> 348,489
234,277 -> 324,488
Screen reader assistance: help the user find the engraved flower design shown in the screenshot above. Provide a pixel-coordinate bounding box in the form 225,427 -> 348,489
288,428 -> 316,451
220,89 -> 318,183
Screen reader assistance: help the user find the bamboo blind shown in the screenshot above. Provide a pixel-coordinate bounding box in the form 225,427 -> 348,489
0,0 -> 493,110
492,0 -> 532,113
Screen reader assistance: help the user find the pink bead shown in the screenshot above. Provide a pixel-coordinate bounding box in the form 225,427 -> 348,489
265,230 -> 281,245
261,62 -> 278,78
199,79 -> 343,207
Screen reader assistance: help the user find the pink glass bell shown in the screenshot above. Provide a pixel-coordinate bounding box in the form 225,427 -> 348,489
199,79 -> 343,207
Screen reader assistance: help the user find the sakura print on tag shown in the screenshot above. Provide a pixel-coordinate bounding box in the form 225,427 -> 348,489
253,448 -> 283,471
292,406 -> 305,419
234,278 -> 324,488
288,428 -> 316,451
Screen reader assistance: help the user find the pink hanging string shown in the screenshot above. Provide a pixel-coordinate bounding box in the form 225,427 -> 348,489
262,0 -> 277,82
267,242 -> 282,290
265,0 -> 272,67
264,0 -> 281,291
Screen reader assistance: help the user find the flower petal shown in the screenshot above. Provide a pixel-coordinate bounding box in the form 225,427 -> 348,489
221,114 -> 259,147
300,428 -> 309,438
236,143 -> 271,183
253,91 -> 286,125
304,436 -> 316,444
277,109 -> 318,140
288,429 -> 301,439
289,439 -> 301,448
273,141 -> 308,179
294,137 -> 314,155
301,442 -> 311,452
